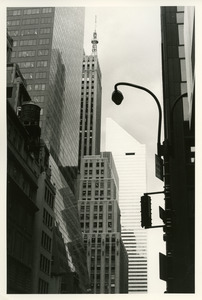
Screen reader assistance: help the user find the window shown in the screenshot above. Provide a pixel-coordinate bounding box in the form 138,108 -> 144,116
24,8 -> 40,15
22,18 -> 39,25
43,208 -> 53,230
41,17 -> 52,24
40,28 -> 51,34
20,39 -> 37,46
178,24 -> 184,45
178,46 -> 185,58
8,10 -> 21,16
44,186 -> 54,208
36,72 -> 47,79
38,278 -> 49,294
8,30 -> 19,37
7,20 -> 20,26
18,61 -> 35,68
39,38 -> 50,45
38,49 -> 49,56
33,96 -> 45,103
37,61 -> 48,67
35,84 -> 46,91
41,231 -> 52,252
40,108 -> 44,116
176,12 -> 184,24
180,82 -> 187,94
13,41 -> 17,47
180,59 -> 187,81
19,50 -> 35,57
40,254 -> 50,274
27,85 -> 32,91
21,29 -> 38,36
23,73 -> 34,79
11,52 -> 16,58
42,8 -> 53,13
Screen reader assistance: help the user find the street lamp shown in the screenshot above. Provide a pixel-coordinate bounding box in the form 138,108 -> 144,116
112,82 -> 163,157
111,81 -> 190,292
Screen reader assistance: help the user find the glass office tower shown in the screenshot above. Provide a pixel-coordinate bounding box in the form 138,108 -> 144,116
106,118 -> 147,293
7,7 -> 89,293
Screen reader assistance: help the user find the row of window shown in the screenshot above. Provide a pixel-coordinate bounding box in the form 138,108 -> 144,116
82,180 -> 111,189
12,49 -> 49,59
13,38 -> 50,46
43,208 -> 53,230
8,159 -> 34,201
8,17 -> 52,26
80,204 -> 113,214
84,169 -> 104,176
82,190 -> 111,197
27,83 -> 46,91
8,8 -> 52,16
33,95 -> 45,103
40,254 -> 51,275
81,85 -> 95,90
23,72 -> 47,80
8,28 -> 51,37
41,230 -> 52,252
44,186 -> 55,209
84,162 -> 104,168
18,60 -> 48,68
38,278 -> 49,294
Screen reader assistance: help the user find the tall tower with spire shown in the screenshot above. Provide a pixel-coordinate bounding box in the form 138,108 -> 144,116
91,16 -> 98,55
78,20 -> 102,164
77,23 -> 128,294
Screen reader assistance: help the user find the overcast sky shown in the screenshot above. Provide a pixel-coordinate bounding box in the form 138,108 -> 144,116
84,6 -> 166,293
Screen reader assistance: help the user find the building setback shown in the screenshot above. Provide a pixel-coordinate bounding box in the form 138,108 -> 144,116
106,118 -> 147,293
77,152 -> 128,293
7,7 -> 89,293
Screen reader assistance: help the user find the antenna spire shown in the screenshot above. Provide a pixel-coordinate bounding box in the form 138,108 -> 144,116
91,16 -> 98,55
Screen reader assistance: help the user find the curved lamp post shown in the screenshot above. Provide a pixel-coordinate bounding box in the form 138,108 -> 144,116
112,82 -> 163,156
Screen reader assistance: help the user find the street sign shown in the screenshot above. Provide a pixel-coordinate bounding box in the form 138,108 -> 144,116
155,154 -> 163,181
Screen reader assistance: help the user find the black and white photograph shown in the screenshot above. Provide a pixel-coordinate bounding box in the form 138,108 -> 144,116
1,0 -> 199,297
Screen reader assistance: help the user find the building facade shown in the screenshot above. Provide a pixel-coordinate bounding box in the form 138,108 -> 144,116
106,118 -> 147,293
77,29 -> 127,293
77,152 -> 128,293
160,6 -> 195,293
7,44 -> 56,293
7,7 -> 89,293
7,79 -> 40,294
78,29 -> 102,164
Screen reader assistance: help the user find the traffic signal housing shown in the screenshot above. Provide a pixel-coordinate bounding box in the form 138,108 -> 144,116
141,195 -> 152,228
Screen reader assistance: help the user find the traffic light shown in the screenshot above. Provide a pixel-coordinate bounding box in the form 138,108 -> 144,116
141,195 -> 152,228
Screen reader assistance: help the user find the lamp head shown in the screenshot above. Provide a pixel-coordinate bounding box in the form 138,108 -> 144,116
111,89 -> 124,105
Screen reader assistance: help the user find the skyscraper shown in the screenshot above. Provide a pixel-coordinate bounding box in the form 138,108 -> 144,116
106,118 -> 147,293
7,7 -> 89,293
77,28 -> 128,293
78,27 -> 102,163
77,152 -> 128,293
160,6 -> 195,292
